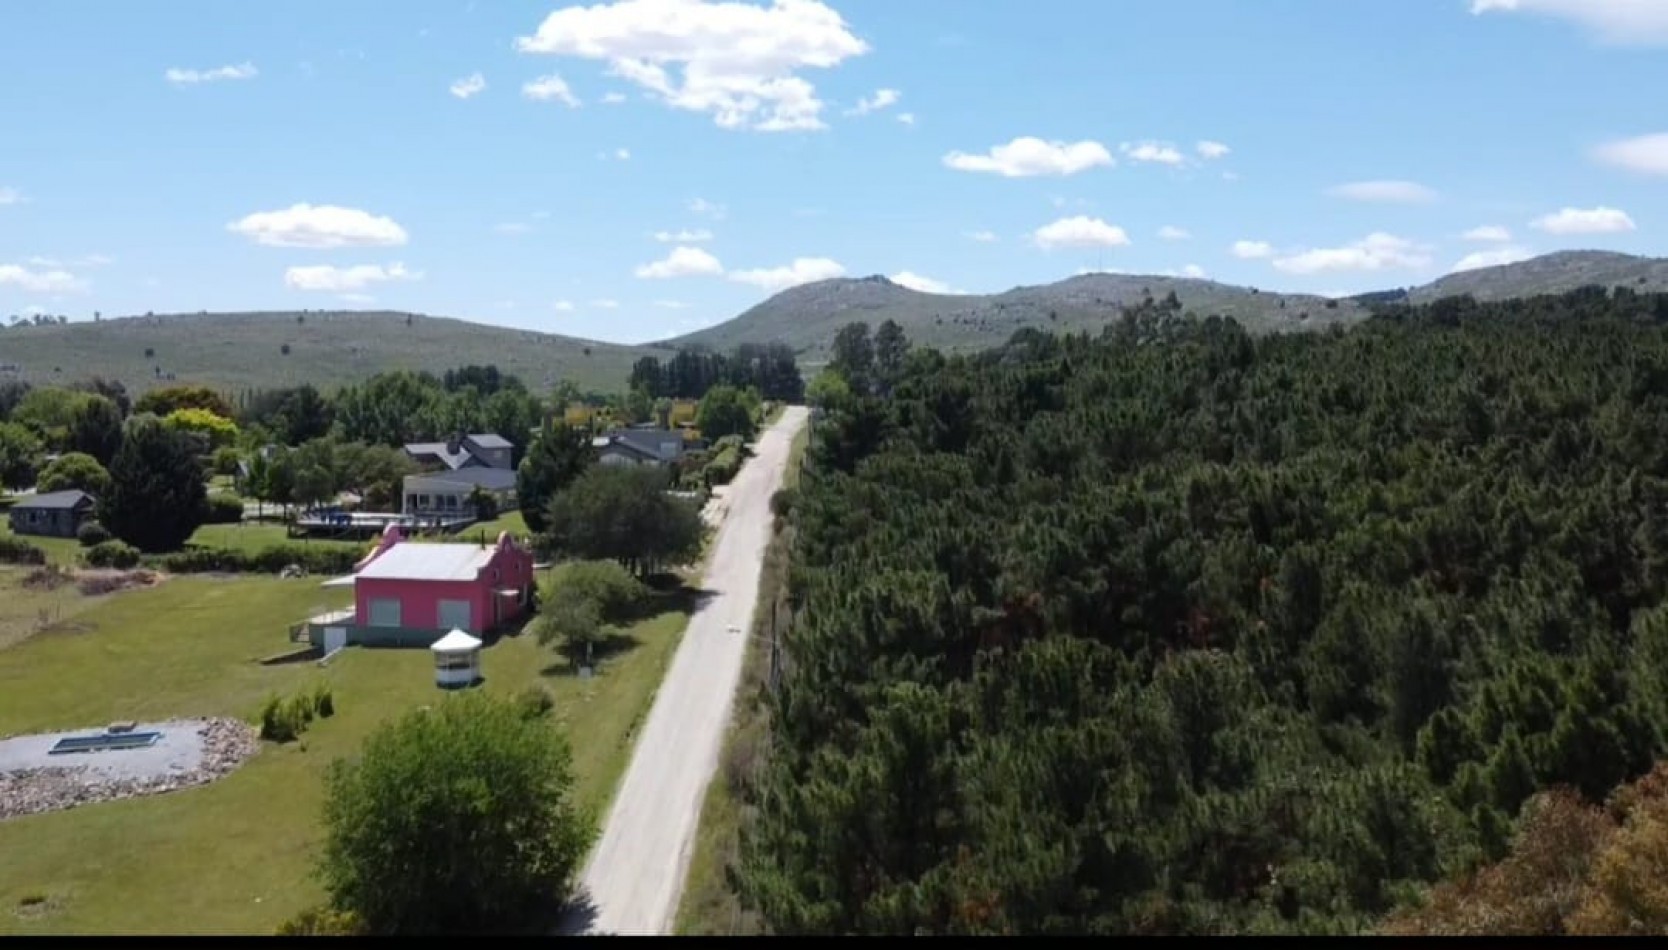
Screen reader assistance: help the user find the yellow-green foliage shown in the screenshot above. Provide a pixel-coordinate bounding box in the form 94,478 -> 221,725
163,408 -> 239,448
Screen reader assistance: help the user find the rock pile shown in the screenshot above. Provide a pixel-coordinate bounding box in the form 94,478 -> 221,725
0,718 -> 260,822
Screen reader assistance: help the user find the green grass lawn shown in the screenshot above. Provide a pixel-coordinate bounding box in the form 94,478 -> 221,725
0,569 -> 101,651
0,572 -> 690,935
674,419 -> 809,936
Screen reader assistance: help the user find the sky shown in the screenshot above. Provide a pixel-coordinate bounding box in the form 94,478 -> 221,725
2,0 -> 1667,345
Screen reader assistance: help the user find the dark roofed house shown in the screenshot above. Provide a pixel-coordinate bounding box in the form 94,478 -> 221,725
9,490 -> 97,538
402,433 -> 514,473
402,465 -> 519,519
593,428 -> 698,468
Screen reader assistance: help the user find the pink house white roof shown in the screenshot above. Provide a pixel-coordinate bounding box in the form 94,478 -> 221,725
354,543 -> 498,582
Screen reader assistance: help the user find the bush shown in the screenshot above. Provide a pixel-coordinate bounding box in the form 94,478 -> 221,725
212,446 -> 242,477
514,684 -> 556,721
76,520 -> 111,547
260,685 -> 335,742
0,536 -> 47,566
146,544 -> 360,576
84,540 -> 140,569
202,493 -> 245,525
276,907 -> 365,936
319,692 -> 593,934
704,447 -> 742,487
770,487 -> 797,523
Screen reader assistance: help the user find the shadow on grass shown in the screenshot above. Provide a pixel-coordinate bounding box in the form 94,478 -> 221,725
540,632 -> 643,677
531,577 -> 714,678
548,889 -> 604,937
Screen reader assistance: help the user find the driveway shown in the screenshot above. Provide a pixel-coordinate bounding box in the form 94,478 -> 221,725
567,406 -> 808,936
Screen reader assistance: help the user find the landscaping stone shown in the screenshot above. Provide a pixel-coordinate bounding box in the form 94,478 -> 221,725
0,717 -> 260,821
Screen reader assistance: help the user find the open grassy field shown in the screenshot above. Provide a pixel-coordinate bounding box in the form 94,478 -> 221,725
0,568 -> 103,651
674,420 -> 809,936
0,310 -> 657,396
0,571 -> 690,935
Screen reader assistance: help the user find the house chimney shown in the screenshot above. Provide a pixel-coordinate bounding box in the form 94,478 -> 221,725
446,432 -> 462,456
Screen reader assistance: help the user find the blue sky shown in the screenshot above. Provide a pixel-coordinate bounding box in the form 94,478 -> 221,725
2,0 -> 1666,345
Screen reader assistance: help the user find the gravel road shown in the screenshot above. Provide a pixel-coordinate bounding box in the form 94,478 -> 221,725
569,406 -> 808,936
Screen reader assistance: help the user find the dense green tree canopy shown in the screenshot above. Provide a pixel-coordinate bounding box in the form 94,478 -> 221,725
102,414 -> 207,552
696,384 -> 759,441
319,692 -> 592,935
542,464 -> 703,577
517,422 -> 595,534
735,288 -> 1668,936
36,451 -> 111,496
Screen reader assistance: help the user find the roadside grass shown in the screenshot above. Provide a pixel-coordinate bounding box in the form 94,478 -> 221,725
0,569 -> 691,935
673,417 -> 808,936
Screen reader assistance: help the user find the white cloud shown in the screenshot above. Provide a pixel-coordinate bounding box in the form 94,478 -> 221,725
1463,225 -> 1513,242
943,137 -> 1114,178
1272,233 -> 1434,275
522,74 -> 580,106
1197,140 -> 1231,160
1121,141 -> 1186,166
1592,133 -> 1668,176
1326,180 -> 1439,204
614,147 -> 632,160
0,263 -> 84,293
1163,264 -> 1208,279
1158,225 -> 1192,241
654,299 -> 690,309
653,228 -> 714,242
1231,240 -> 1274,260
635,246 -> 724,278
495,222 -> 532,235
515,0 -> 869,132
1451,246 -> 1535,273
1032,216 -> 1131,250
964,229 -> 997,243
0,187 -> 22,206
688,197 -> 726,219
1530,205 -> 1637,235
728,256 -> 845,290
592,298 -> 620,309
284,262 -> 421,292
890,271 -> 955,294
1470,0 -> 1668,45
602,91 -> 628,104
450,72 -> 487,99
846,88 -> 900,116
553,299 -> 576,312
896,112 -> 916,126
165,62 -> 257,85
228,204 -> 409,249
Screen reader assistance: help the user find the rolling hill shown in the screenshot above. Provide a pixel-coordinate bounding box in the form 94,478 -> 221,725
668,250 -> 1668,363
0,310 -> 663,395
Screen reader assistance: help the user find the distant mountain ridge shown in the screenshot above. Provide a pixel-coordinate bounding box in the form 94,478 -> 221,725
669,250 -> 1668,363
0,309 -> 661,395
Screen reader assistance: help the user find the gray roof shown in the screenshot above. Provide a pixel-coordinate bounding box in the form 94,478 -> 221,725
13,490 -> 95,510
403,442 -> 473,470
357,542 -> 497,582
602,428 -> 687,462
406,467 -> 519,491
465,433 -> 512,450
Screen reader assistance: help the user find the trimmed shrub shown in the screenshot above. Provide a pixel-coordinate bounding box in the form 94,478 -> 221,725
84,540 -> 140,569
0,536 -> 47,566
76,520 -> 112,547
260,685 -> 335,742
146,544 -> 360,576
514,684 -> 556,721
770,487 -> 797,523
704,446 -> 742,487
202,493 -> 245,525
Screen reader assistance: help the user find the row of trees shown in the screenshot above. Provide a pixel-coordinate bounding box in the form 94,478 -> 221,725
733,289 -> 1668,935
628,342 -> 804,403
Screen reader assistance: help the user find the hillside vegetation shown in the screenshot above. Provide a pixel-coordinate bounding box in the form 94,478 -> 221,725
0,310 -> 659,394
670,251 -> 1668,362
732,286 -> 1668,935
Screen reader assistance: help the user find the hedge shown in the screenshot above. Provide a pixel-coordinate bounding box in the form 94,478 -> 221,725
202,493 -> 246,525
704,446 -> 742,487
145,544 -> 361,576
85,540 -> 142,569
0,536 -> 47,566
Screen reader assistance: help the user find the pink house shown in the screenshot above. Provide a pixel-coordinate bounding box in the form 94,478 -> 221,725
293,525 -> 535,651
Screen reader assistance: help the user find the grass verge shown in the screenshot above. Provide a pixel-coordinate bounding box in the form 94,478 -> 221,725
0,570 -> 689,935
673,418 -> 809,936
